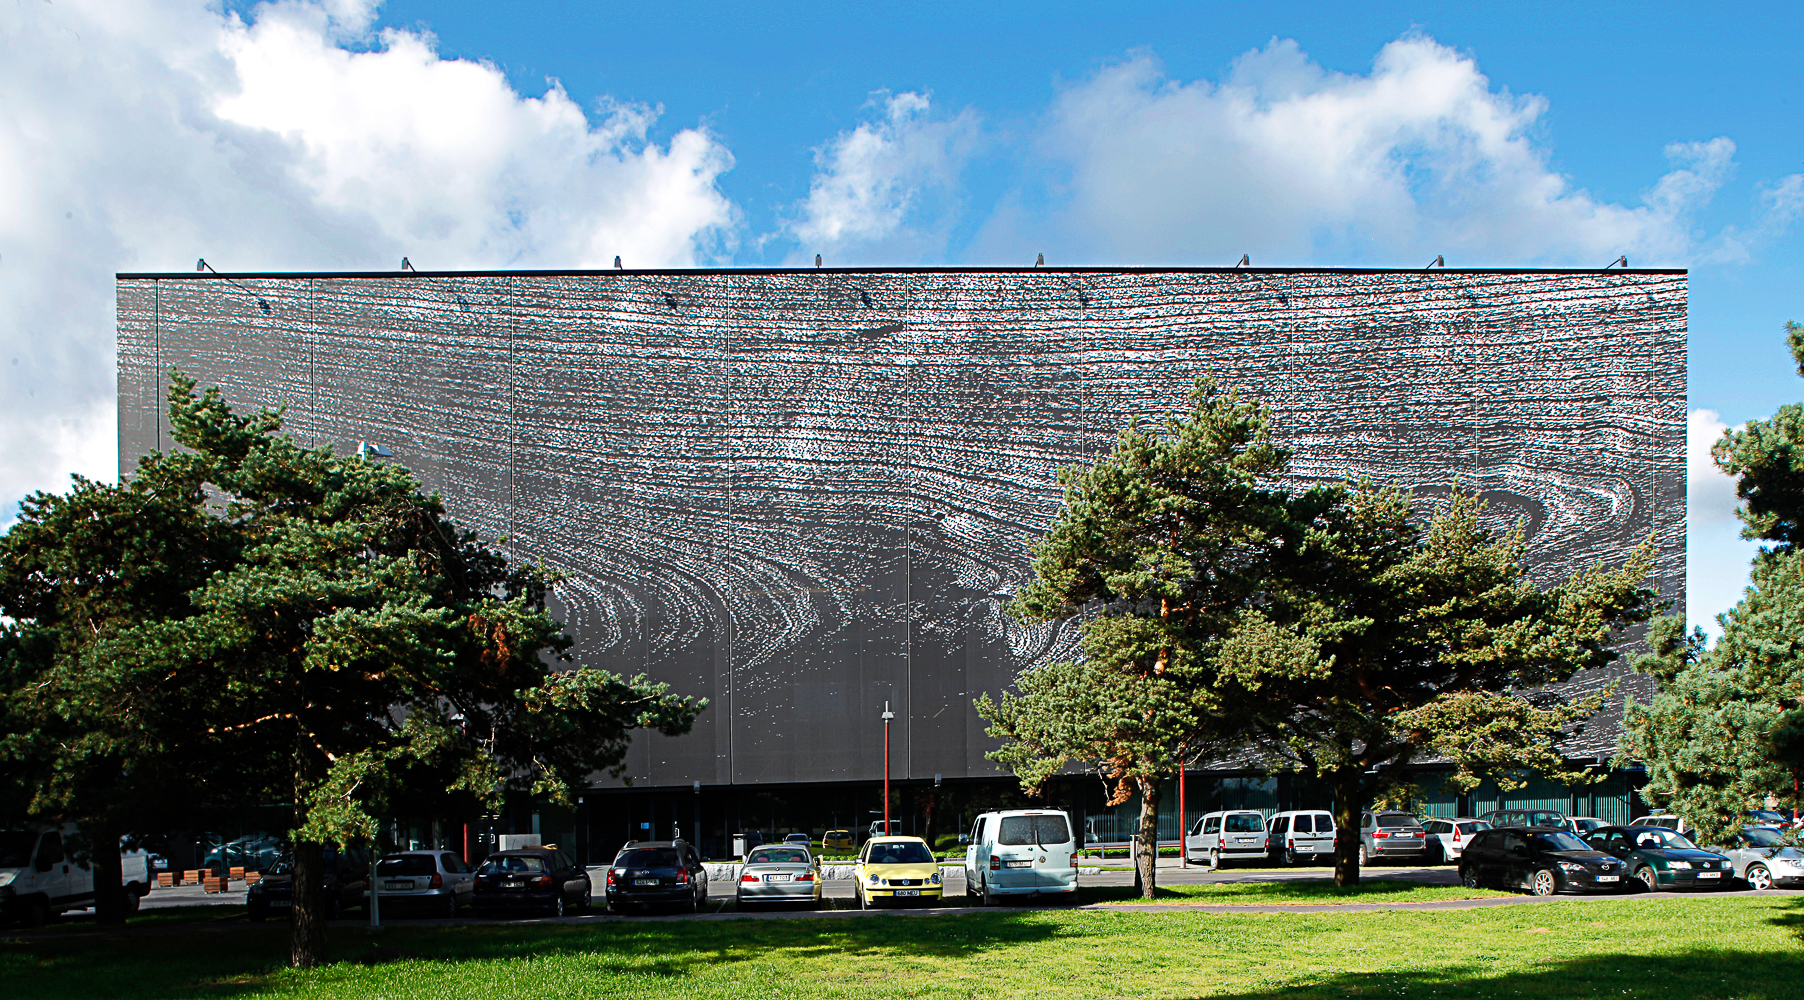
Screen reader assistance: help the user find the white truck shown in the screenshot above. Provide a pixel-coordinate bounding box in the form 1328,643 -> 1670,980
0,828 -> 151,926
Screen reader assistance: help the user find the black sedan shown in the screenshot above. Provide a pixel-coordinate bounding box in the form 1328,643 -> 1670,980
1585,825 -> 1735,891
604,840 -> 710,913
246,847 -> 370,921
471,848 -> 592,918
1458,827 -> 1630,895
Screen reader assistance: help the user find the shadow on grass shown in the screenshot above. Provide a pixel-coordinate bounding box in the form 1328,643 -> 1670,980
0,908 -> 1071,1000
1187,948 -> 1804,999
1080,878 -> 1510,905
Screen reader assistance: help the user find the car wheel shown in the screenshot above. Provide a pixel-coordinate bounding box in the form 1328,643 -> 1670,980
550,894 -> 566,918
443,893 -> 459,918
1747,865 -> 1773,891
327,895 -> 343,921
1358,844 -> 1368,867
1635,867 -> 1658,892
858,885 -> 869,910
578,888 -> 592,912
1283,847 -> 1299,866
23,897 -> 51,927
1530,869 -> 1558,896
1427,841 -> 1444,866
124,891 -> 142,915
685,889 -> 699,914
1460,866 -> 1481,889
981,878 -> 996,907
1208,849 -> 1221,871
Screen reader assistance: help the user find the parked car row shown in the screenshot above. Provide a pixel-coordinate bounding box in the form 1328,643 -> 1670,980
1456,824 -> 1769,895
247,847 -> 592,921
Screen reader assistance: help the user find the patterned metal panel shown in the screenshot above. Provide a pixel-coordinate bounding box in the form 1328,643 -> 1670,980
115,268 -> 1686,788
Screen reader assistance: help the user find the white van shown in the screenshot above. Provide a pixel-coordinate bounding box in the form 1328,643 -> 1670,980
963,809 -> 1078,905
1265,810 -> 1337,865
0,828 -> 150,926
1186,810 -> 1268,868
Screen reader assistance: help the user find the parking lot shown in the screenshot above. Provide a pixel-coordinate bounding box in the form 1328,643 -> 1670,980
107,858 -> 1803,923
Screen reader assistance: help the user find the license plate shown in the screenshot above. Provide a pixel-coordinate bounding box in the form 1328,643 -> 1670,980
1236,838 -> 1258,844
1698,871 -> 1722,879
1597,875 -> 1620,882
384,881 -> 412,891
894,889 -> 920,896
503,880 -> 525,889
634,878 -> 659,886
269,900 -> 291,909
1007,860 -> 1032,868
764,874 -> 792,882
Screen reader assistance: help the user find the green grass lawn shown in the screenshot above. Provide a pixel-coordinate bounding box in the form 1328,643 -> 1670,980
4,895 -> 1801,999
1082,877 -> 1515,905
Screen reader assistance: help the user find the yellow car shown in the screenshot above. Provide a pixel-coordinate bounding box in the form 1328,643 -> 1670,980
822,830 -> 856,853
854,836 -> 942,908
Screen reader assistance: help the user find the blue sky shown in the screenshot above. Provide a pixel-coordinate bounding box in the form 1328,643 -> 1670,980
3,0 -> 1800,631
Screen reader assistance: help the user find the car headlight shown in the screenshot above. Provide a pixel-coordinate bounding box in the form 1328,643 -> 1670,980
929,872 -> 941,885
869,874 -> 880,885
1667,861 -> 1691,870
1558,862 -> 1585,873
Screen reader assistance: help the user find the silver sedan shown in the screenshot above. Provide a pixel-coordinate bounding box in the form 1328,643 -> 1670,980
1711,826 -> 1804,890
736,846 -> 822,908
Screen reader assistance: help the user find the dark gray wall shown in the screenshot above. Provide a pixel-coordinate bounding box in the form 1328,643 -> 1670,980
116,268 -> 1686,787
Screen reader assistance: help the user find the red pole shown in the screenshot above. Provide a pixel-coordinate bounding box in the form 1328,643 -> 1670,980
463,823 -> 470,865
1178,748 -> 1188,869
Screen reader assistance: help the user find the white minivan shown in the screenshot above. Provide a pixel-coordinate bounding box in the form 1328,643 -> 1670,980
1186,810 -> 1268,868
0,828 -> 150,926
1265,810 -> 1337,865
963,810 -> 1078,905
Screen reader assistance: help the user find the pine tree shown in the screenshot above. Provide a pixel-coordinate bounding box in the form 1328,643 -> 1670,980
0,374 -> 705,964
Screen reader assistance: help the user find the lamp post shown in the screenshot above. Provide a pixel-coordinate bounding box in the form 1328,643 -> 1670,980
881,701 -> 895,835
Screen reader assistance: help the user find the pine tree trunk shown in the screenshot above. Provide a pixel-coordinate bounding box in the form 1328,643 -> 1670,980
290,742 -> 328,968
1134,776 -> 1162,899
89,818 -> 128,925
1331,772 -> 1362,888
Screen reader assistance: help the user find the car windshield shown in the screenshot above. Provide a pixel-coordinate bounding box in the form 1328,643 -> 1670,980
1224,814 -> 1263,833
748,849 -> 810,865
1634,829 -> 1700,851
1529,831 -> 1591,852
998,815 -> 1071,846
0,831 -> 37,869
614,849 -> 680,869
1743,828 -> 1786,848
1528,813 -> 1568,828
479,854 -> 547,874
376,855 -> 436,876
825,831 -> 848,838
1377,814 -> 1418,828
867,842 -> 934,864
1748,811 -> 1787,824
1458,821 -> 1492,834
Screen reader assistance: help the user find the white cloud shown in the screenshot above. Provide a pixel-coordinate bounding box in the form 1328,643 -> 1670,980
788,92 -> 980,262
1686,408 -> 1759,637
0,0 -> 736,517
977,37 -> 1792,266
1688,409 -> 1741,527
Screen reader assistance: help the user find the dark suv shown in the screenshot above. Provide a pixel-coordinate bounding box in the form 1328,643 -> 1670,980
246,846 -> 370,921
471,848 -> 592,918
1459,827 -> 1628,895
605,840 -> 709,913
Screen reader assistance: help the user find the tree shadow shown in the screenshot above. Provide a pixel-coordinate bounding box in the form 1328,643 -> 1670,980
0,908 -> 1071,999
1189,948 -> 1804,999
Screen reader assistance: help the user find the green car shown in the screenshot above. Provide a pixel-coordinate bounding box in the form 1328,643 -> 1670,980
1584,825 -> 1734,891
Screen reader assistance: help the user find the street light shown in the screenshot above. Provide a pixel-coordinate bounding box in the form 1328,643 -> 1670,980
881,702 -> 895,835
